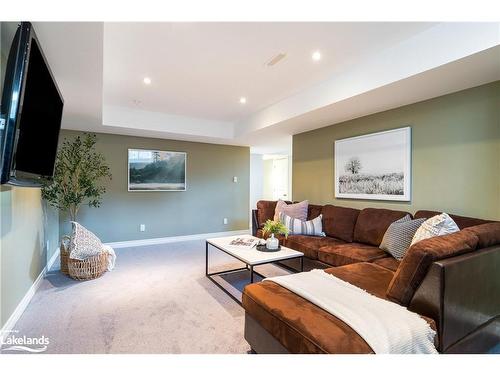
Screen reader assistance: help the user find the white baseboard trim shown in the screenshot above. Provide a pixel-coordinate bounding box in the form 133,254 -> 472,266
105,229 -> 251,249
0,247 -> 60,342
47,246 -> 60,271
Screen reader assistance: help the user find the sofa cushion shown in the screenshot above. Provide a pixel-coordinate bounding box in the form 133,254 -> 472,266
322,205 -> 360,242
353,208 -> 410,246
243,279 -> 373,354
373,257 -> 400,272
307,204 -> 323,221
325,262 -> 395,299
242,263 -> 432,354
285,235 -> 344,260
414,210 -> 492,230
243,263 -> 437,354
462,222 -> 500,249
317,243 -> 388,267
387,230 -> 479,306
256,200 -> 279,227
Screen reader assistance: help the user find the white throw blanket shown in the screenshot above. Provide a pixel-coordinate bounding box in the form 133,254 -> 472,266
265,269 -> 437,354
102,245 -> 116,271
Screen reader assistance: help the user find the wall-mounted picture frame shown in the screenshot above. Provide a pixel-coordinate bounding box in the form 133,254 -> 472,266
334,127 -> 411,201
128,149 -> 187,191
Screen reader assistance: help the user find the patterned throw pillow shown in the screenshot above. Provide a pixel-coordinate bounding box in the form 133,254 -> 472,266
379,215 -> 426,260
274,199 -> 308,222
69,222 -> 103,260
410,213 -> 459,246
280,213 -> 325,237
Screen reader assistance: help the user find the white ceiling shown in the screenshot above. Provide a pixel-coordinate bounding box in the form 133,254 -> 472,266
32,22 -> 500,154
103,22 -> 436,122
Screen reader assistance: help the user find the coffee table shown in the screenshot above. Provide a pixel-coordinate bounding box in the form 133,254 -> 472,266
205,235 -> 304,305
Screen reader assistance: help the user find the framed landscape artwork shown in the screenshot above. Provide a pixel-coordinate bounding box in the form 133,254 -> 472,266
128,149 -> 187,191
334,127 -> 411,201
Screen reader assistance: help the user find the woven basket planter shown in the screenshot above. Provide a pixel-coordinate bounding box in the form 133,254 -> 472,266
68,252 -> 108,281
60,237 -> 71,276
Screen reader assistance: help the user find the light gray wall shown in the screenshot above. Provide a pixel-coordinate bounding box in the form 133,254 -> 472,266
58,130 -> 250,242
0,186 -> 59,326
293,81 -> 500,220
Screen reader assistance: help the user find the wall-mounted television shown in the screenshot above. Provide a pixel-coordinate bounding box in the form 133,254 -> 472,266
0,22 -> 64,186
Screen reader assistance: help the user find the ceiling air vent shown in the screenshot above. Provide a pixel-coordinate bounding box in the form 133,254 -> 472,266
266,53 -> 286,67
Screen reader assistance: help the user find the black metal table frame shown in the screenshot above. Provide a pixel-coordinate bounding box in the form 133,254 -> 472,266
205,241 -> 304,305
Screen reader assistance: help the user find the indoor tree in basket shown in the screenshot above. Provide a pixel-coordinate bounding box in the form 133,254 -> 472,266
262,219 -> 289,250
41,133 -> 112,222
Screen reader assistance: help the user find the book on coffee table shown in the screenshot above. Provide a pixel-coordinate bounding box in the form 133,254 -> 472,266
228,237 -> 259,248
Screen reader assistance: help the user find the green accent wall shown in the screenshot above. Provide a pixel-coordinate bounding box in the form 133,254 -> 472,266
0,187 -> 59,326
58,130 -> 250,242
293,81 -> 500,220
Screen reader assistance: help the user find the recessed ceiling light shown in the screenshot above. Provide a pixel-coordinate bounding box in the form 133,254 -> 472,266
312,51 -> 321,61
239,97 -> 247,104
143,77 -> 152,85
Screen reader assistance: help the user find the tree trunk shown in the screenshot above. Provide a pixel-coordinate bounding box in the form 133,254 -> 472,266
69,205 -> 79,222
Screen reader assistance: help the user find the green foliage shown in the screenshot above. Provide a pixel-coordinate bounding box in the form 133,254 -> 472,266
129,157 -> 185,184
41,133 -> 112,221
262,219 -> 289,238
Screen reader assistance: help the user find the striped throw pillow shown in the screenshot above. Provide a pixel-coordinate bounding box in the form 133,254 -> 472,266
379,215 -> 426,260
279,213 -> 325,237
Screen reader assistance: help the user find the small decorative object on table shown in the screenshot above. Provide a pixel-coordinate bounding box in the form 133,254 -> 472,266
229,237 -> 259,248
256,243 -> 281,252
261,219 -> 289,251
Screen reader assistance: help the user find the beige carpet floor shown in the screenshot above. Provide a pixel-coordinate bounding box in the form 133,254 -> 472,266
6,240 -> 292,354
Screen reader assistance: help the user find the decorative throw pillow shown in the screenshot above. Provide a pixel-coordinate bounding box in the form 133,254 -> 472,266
274,199 -> 308,222
410,213 -> 459,246
69,222 -> 103,260
280,213 -> 325,237
379,215 -> 426,260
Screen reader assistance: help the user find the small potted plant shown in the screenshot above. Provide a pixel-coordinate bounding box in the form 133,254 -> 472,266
262,219 -> 289,250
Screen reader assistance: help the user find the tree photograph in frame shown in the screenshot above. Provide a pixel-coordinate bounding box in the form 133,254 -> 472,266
128,149 -> 186,191
334,127 -> 411,201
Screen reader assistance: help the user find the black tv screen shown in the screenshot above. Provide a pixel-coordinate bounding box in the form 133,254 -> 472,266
0,22 -> 63,186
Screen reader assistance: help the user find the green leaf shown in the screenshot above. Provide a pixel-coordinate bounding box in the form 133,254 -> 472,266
40,133 -> 112,221
262,219 -> 289,238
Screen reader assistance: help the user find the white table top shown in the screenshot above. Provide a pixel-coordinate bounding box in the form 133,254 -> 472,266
207,234 -> 303,266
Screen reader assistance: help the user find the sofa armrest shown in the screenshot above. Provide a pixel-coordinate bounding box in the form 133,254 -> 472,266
252,209 -> 259,237
409,245 -> 500,353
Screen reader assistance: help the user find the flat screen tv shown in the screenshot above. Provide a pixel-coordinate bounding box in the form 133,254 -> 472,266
0,22 -> 63,186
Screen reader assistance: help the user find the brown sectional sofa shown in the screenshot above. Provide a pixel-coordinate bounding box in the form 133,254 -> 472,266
244,200 -> 500,354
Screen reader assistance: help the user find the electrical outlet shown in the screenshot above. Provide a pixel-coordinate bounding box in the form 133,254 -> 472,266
233,176 -> 238,183
140,224 -> 146,232
223,218 -> 228,225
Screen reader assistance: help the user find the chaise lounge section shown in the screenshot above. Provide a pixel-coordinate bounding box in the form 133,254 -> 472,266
245,200 -> 500,353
